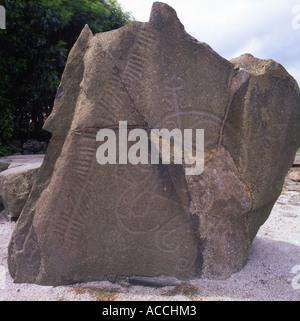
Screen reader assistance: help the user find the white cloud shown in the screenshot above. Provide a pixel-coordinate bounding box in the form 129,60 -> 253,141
118,0 -> 300,84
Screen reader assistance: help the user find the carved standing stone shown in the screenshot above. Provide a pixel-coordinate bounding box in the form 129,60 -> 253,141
8,2 -> 300,285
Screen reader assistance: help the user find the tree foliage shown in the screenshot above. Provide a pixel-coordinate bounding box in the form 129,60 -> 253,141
0,0 -> 131,154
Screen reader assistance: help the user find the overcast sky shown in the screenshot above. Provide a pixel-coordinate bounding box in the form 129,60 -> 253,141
118,0 -> 300,85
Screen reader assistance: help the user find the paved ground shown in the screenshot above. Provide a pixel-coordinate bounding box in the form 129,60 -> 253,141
0,167 -> 299,301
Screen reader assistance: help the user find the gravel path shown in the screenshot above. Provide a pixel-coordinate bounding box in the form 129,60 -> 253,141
0,174 -> 299,301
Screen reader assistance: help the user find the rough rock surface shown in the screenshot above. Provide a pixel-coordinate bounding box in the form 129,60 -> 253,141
0,156 -> 44,218
8,2 -> 300,285
287,167 -> 300,182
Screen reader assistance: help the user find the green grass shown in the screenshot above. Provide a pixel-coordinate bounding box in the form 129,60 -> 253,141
297,148 -> 300,153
